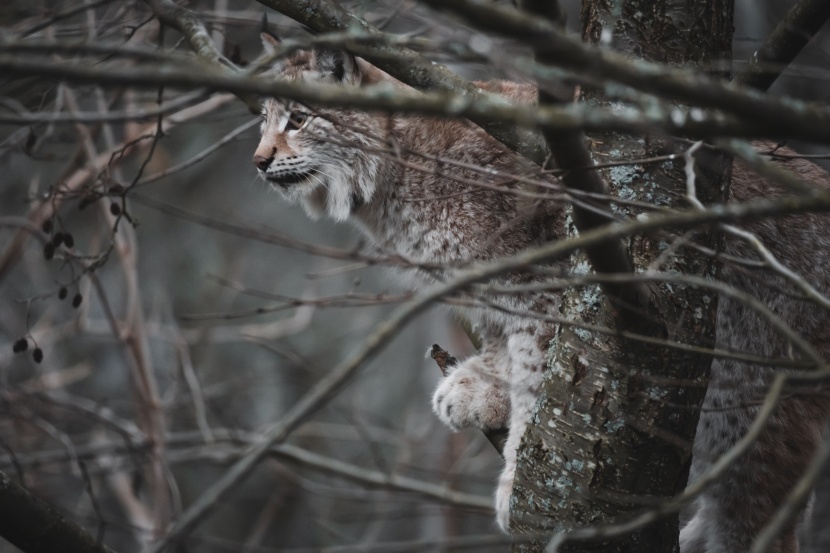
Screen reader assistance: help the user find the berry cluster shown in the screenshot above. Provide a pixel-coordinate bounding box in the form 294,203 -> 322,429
12,338 -> 43,363
41,218 -> 75,261
28,216 -> 86,365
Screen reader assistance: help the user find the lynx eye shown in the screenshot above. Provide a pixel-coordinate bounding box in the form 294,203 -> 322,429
286,111 -> 310,131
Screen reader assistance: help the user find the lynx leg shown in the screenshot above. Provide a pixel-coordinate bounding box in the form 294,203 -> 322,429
495,329 -> 547,532
690,377 -> 824,553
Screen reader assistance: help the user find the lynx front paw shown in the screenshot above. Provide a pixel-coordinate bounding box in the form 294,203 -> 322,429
432,364 -> 509,431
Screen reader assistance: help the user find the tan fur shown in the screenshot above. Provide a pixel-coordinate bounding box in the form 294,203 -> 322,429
253,46 -> 830,551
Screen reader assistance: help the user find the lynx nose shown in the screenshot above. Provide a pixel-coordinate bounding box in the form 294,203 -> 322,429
252,154 -> 272,171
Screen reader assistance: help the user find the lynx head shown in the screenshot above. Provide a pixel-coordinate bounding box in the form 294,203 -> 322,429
253,33 -> 381,221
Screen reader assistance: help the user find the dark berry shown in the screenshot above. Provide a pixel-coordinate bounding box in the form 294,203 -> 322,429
42,219 -> 53,234
51,232 -> 64,247
72,293 -> 83,308
13,338 -> 28,353
58,287 -> 68,300
32,348 -> 43,363
63,233 -> 75,248
43,243 -> 55,260
110,202 -> 121,216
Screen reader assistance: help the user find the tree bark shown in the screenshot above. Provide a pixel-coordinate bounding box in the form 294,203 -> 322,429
510,1 -> 734,551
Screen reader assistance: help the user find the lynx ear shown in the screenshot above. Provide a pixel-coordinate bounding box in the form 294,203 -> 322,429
313,49 -> 361,85
261,31 -> 281,56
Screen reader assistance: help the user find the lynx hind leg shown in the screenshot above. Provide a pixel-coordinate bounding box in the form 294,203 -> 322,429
495,328 -> 548,532
688,377 -> 824,553
431,334 -> 511,432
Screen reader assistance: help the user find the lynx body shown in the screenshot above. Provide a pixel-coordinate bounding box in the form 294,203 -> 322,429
253,44 -> 830,553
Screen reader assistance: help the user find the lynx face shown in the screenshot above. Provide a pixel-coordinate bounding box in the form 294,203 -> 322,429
253,47 -> 380,221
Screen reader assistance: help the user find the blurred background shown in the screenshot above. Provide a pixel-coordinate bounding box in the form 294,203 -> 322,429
0,1 -> 828,551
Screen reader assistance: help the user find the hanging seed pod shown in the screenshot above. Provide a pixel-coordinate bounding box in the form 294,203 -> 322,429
110,202 -> 121,216
72,293 -> 83,308
43,243 -> 55,260
58,287 -> 68,300
63,233 -> 75,248
32,348 -> 43,363
42,219 -> 53,234
51,232 -> 64,247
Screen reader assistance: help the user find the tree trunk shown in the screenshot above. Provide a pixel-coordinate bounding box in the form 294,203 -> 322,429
510,1 -> 734,551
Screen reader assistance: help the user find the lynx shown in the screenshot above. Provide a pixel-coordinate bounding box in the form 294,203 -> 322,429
252,38 -> 830,553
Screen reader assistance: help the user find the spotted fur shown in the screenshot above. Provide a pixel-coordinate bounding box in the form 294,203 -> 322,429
680,151 -> 830,553
253,42 -> 830,550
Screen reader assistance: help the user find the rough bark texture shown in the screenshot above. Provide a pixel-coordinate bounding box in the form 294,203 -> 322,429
510,1 -> 734,551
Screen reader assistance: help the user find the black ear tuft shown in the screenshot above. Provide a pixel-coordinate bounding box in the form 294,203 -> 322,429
333,57 -> 346,81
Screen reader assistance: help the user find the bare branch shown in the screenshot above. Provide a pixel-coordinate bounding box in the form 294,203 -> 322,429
142,0 -> 260,111
0,90 -> 208,124
0,94 -> 235,285
419,0 -> 830,142
143,0 -> 231,69
19,0 -> 119,37
0,469 -> 118,553
3,53 -> 830,144
737,0 -> 830,91
257,0 -> 548,164
520,0 -> 652,329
